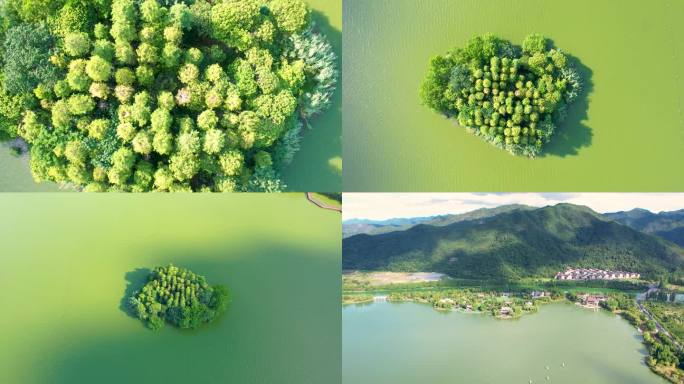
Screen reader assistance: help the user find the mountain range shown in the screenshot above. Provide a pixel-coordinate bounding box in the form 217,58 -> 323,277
343,204 -> 684,281
605,208 -> 684,247
343,204 -> 534,238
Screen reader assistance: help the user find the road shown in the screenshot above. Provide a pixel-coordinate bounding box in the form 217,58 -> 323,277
306,192 -> 342,213
636,285 -> 683,351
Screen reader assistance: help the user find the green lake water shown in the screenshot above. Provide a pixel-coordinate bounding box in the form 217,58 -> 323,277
0,193 -> 341,383
0,146 -> 61,192
343,301 -> 665,384
0,0 -> 341,192
343,0 -> 684,191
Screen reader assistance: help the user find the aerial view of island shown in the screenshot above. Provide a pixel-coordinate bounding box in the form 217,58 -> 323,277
343,0 -> 684,191
0,0 -> 341,192
343,193 -> 684,383
420,33 -> 582,157
0,193 -> 341,383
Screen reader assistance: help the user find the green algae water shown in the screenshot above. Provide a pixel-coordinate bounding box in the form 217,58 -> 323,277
343,0 -> 684,191
343,301 -> 665,384
0,146 -> 61,191
0,0 -> 341,192
0,193 -> 340,383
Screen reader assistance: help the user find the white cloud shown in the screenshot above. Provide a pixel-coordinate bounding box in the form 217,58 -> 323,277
343,193 -> 684,221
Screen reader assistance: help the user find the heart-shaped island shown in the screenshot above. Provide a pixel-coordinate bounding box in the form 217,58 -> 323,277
420,34 -> 582,158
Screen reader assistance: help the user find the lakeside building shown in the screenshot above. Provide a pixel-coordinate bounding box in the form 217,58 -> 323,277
554,268 -> 640,281
577,294 -> 607,308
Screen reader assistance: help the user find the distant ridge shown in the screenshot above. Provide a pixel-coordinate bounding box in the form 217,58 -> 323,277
343,203 -> 684,281
605,208 -> 684,247
343,204 -> 534,238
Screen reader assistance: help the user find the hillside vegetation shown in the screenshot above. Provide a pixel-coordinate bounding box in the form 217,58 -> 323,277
343,204 -> 684,281
607,209 -> 684,247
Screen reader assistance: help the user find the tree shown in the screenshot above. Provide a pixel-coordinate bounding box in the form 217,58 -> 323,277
169,152 -> 199,181
86,55 -> 113,81
202,129 -> 224,154
2,24 -> 60,94
115,67 -> 135,85
132,130 -> 152,154
67,94 -> 95,115
13,0 -> 64,23
157,91 -> 175,110
88,119 -> 109,139
136,43 -> 159,65
115,42 -> 136,64
204,88 -> 222,109
269,0 -> 309,34
152,130 -> 173,154
64,32 -> 90,57
66,59 -> 91,91
150,108 -> 172,132
219,150 -> 243,176
522,33 -> 547,55
178,63 -> 199,84
197,110 -> 217,130
210,0 -> 261,49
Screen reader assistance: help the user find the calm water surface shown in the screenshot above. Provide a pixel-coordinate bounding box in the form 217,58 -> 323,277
343,0 -> 684,191
0,194 -> 341,383
343,301 -> 665,384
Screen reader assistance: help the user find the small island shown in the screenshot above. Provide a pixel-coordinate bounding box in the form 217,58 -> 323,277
128,264 -> 229,330
420,33 -> 582,157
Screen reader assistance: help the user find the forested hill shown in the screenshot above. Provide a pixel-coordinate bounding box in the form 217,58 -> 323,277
605,209 -> 684,247
343,204 -> 684,281
343,204 -> 533,238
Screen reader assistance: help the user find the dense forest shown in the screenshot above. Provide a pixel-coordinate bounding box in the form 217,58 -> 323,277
0,0 -> 338,191
420,33 -> 582,157
343,204 -> 684,281
128,264 -> 229,330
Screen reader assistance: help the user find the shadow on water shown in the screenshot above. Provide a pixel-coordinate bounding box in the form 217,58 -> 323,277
37,241 -> 340,384
119,267 -> 151,319
541,49 -> 595,158
282,9 -> 342,191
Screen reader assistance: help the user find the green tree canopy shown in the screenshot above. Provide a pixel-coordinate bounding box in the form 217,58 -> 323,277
419,33 -> 582,158
2,23 -> 60,94
4,0 -> 338,191
127,264 -> 229,330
